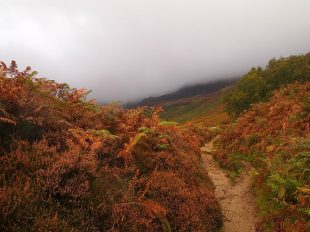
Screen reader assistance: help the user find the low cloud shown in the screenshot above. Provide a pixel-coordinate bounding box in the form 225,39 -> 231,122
1,0 -> 310,102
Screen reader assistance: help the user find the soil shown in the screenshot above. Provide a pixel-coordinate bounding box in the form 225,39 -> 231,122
201,138 -> 258,232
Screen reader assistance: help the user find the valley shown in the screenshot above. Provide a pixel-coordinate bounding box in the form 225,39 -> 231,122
1,1 -> 309,231
0,53 -> 309,231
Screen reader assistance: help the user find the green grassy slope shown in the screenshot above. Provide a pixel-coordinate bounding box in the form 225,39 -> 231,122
160,92 -> 228,127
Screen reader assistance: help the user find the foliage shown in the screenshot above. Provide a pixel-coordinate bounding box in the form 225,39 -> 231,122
223,53 -> 310,115
160,94 -> 229,127
0,61 -> 222,231
214,82 -> 310,231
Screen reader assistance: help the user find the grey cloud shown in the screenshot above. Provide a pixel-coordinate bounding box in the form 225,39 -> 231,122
1,0 -> 310,102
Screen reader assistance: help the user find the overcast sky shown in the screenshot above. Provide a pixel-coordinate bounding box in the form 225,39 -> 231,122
1,0 -> 310,102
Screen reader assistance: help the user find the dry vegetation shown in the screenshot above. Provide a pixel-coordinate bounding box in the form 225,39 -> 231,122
1,52 -> 309,232
213,53 -> 310,231
215,82 -> 310,231
0,61 -> 222,231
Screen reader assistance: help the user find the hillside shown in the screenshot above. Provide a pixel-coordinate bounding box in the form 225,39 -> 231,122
127,78 -> 236,107
126,79 -> 235,127
160,92 -> 229,127
202,51 -> 310,232
223,52 -> 310,115
1,52 -> 309,232
214,82 -> 310,231
145,53 -> 310,129
0,61 -> 222,231
133,53 -> 310,232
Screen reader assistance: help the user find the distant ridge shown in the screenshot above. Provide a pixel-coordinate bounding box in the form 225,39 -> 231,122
126,78 -> 238,108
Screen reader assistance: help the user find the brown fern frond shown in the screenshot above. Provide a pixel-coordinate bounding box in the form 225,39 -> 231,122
65,139 -> 76,151
58,120 -> 73,127
8,60 -> 17,75
0,108 -> 10,118
0,117 -> 16,125
140,200 -> 167,217
0,61 -> 7,70
34,105 -> 46,113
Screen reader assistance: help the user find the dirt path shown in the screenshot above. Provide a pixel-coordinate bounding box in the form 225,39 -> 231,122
201,138 -> 258,232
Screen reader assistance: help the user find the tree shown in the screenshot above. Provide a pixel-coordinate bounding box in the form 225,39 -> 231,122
223,52 -> 310,115
223,72 -> 267,115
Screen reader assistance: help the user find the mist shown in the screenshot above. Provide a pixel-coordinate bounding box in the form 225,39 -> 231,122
1,0 -> 310,102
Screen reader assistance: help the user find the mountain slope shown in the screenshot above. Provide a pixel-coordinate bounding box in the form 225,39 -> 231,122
127,79 -> 235,127
0,61 -> 222,231
214,82 -> 310,231
160,91 -> 229,127
127,78 -> 236,107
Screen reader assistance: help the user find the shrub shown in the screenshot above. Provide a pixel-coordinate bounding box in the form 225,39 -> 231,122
0,61 -> 222,231
214,82 -> 310,231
